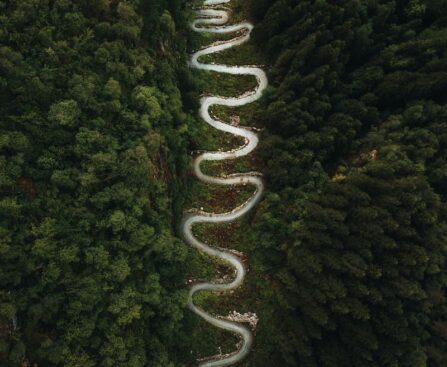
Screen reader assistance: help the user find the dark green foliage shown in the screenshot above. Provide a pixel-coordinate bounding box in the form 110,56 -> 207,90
2,0 -> 447,365
245,0 -> 447,366
0,0 -> 195,365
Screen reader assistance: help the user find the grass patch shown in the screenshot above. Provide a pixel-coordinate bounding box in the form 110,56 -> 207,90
193,69 -> 258,98
187,179 -> 255,214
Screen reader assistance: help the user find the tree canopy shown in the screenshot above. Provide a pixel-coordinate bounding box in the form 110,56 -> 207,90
0,0 -> 197,365
244,0 -> 447,365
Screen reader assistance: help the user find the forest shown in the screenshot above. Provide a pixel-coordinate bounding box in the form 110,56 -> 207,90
244,0 -> 447,366
0,0 -> 198,365
0,0 -> 446,366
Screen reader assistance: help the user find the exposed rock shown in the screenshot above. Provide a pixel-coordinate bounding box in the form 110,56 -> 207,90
221,310 -> 259,330
230,114 -> 240,126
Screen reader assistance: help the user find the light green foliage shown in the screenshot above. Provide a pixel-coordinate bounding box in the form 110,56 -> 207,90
132,86 -> 162,120
104,78 -> 122,100
407,0 -> 427,16
161,10 -> 176,35
48,100 -> 81,127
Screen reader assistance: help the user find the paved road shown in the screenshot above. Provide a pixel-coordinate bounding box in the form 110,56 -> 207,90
181,1 -> 268,366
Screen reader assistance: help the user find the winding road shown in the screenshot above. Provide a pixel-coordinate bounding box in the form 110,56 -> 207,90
181,1 -> 267,366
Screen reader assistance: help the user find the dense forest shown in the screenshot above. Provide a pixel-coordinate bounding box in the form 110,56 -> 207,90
1,0 -> 447,366
244,0 -> 447,366
0,0 -> 198,366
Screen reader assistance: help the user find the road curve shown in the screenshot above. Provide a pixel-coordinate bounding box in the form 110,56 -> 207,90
181,1 -> 267,366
